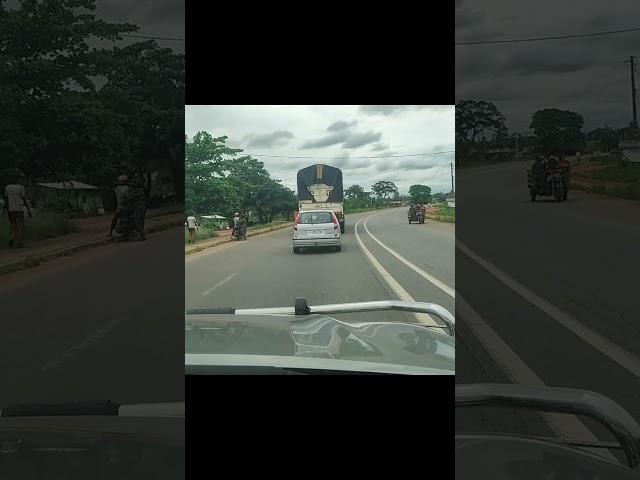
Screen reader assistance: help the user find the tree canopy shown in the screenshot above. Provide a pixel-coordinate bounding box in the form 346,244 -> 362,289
371,180 -> 399,199
530,108 -> 584,155
408,184 -> 432,204
185,133 -> 297,222
456,100 -> 508,143
1,0 -> 184,205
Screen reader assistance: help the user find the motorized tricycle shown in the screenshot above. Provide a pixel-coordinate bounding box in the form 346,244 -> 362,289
527,163 -> 570,202
408,207 -> 425,224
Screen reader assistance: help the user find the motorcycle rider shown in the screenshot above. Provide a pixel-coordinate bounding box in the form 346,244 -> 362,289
232,212 -> 241,239
408,204 -> 416,218
531,155 -> 547,186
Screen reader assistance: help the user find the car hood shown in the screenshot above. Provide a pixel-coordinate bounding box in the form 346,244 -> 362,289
185,314 -> 455,373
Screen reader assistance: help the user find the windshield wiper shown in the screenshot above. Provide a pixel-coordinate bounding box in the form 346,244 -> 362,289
186,298 -> 455,337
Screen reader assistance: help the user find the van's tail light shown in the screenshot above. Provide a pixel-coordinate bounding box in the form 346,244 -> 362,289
332,213 -> 339,230
294,213 -> 300,230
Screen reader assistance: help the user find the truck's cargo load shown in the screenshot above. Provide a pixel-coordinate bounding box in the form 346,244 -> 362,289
297,164 -> 344,202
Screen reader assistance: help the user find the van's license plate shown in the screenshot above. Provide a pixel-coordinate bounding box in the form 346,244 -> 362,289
311,229 -> 324,235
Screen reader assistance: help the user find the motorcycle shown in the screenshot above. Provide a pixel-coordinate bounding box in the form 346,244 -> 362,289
456,383 -> 640,478
232,224 -> 247,241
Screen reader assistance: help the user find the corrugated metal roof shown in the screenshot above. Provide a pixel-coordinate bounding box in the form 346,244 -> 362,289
37,181 -> 99,190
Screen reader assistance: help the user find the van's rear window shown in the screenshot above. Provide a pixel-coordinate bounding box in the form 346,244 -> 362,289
299,212 -> 333,224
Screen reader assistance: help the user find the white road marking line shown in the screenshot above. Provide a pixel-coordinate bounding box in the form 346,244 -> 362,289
457,294 -> 618,462
41,317 -> 125,372
354,218 -> 437,327
458,240 -> 640,379
363,213 -> 455,299
202,272 -> 238,296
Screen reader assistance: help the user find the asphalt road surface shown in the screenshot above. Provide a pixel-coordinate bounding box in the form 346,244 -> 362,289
0,228 -> 185,406
186,207 -> 455,342
456,161 -> 640,460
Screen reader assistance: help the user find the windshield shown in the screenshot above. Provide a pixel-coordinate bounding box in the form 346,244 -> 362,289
185,105 -> 456,373
298,211 -> 333,224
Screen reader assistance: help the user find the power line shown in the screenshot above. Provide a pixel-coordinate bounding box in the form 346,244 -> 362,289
456,26 -> 640,46
120,33 -> 185,42
245,150 -> 455,160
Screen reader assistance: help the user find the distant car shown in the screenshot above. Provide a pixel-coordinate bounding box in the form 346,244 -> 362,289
292,209 -> 341,253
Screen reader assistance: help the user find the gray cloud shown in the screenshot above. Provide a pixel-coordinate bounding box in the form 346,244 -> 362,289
243,130 -> 294,148
456,7 -> 485,29
342,131 -> 383,149
359,105 -> 412,116
376,161 -> 396,172
396,159 -> 439,171
371,143 -> 389,151
301,131 -> 350,149
586,14 -> 618,29
359,105 -> 449,116
327,120 -> 357,132
302,120 -> 382,149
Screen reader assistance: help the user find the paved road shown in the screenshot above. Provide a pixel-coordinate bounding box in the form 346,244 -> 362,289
0,228 -> 185,406
186,207 -> 454,334
456,161 -> 640,457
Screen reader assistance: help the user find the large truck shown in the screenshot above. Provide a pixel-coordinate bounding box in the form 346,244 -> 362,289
296,164 -> 345,233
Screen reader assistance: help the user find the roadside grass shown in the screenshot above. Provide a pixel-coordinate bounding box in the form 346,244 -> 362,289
247,217 -> 290,230
571,154 -> 640,201
185,226 -> 217,244
432,205 -> 455,223
590,165 -> 640,183
0,212 -> 79,249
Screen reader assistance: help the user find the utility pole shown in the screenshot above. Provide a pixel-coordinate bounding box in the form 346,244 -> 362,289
450,162 -> 455,194
625,56 -> 638,129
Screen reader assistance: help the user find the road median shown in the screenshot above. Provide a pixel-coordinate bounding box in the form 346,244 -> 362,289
0,213 -> 183,276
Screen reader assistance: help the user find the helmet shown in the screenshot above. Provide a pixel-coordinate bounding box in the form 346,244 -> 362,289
118,175 -> 128,183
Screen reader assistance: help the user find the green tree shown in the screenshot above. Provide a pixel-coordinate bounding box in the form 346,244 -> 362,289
408,184 -> 432,204
371,181 -> 399,202
456,100 -> 508,143
345,184 -> 366,199
530,108 -> 584,155
432,192 -> 446,204
1,0 -> 184,207
587,126 -> 621,152
185,133 -> 297,222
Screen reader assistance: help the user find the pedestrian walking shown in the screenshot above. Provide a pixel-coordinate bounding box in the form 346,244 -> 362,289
3,169 -> 32,248
109,174 -> 132,240
186,214 -> 198,243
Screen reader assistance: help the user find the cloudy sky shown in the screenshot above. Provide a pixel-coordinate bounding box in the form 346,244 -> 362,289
185,105 -> 455,194
94,0 -> 184,52
456,0 -> 640,133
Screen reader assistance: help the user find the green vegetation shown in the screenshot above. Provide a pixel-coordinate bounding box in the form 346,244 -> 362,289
1,0 -> 184,210
185,133 -> 297,222
0,213 -> 79,249
428,206 -> 455,223
590,165 -> 640,183
184,226 -> 217,244
574,183 -> 640,201
408,184 -> 432,204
